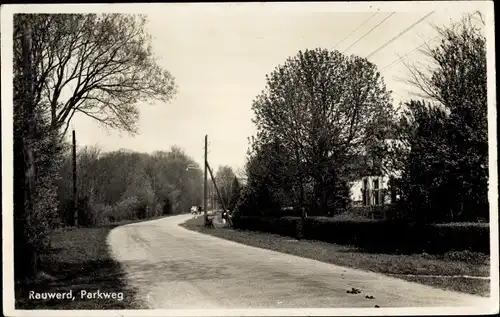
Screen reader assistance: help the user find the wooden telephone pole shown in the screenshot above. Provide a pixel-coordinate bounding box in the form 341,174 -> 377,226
202,135 -> 228,226
72,130 -> 78,227
206,162 -> 228,213
203,134 -> 208,225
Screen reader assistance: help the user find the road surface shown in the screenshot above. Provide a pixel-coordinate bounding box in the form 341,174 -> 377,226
107,214 -> 489,309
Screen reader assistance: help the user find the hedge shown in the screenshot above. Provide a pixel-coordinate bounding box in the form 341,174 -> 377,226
232,216 -> 490,254
425,222 -> 490,254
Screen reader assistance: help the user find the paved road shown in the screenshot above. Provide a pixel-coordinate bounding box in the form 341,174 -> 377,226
107,214 -> 489,309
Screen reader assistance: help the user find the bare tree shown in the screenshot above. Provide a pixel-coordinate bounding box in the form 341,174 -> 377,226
14,13 -> 177,137
251,48 -> 394,212
402,12 -> 485,106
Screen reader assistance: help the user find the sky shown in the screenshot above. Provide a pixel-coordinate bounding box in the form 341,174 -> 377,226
66,2 -> 489,173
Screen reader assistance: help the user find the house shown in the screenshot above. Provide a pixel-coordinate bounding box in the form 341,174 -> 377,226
350,176 -> 393,206
349,139 -> 404,207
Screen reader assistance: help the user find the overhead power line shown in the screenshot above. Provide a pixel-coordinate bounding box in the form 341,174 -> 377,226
333,11 -> 379,50
366,11 -> 435,59
379,34 -> 440,72
343,12 -> 396,53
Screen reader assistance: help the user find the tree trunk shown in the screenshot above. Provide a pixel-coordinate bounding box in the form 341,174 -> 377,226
20,18 -> 39,279
295,149 -> 305,214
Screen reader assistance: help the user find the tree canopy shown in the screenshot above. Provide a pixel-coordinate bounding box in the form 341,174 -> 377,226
249,48 -> 394,213
14,13 -> 177,136
58,146 -> 203,225
215,165 -> 237,209
394,13 -> 488,222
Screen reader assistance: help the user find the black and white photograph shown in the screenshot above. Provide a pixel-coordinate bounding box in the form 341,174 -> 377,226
1,2 -> 498,316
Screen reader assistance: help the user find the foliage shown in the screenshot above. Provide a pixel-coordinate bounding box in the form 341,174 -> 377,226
232,182 -> 280,220
14,13 -> 177,136
116,196 -> 147,221
393,14 -> 488,222
233,216 -> 489,254
249,48 -> 394,215
14,14 -> 69,280
57,146 -> 203,226
228,177 -> 242,211
214,166 -> 237,209
59,196 -> 95,227
246,136 -> 298,208
19,122 -> 67,259
13,13 -> 177,280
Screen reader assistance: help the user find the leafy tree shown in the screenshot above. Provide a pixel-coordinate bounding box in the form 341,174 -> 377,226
246,135 -> 298,208
76,146 -> 101,201
397,13 -> 488,222
228,176 -> 242,211
215,165 -> 237,209
251,48 -> 394,214
57,145 -> 101,225
13,15 -> 68,281
396,100 -> 452,221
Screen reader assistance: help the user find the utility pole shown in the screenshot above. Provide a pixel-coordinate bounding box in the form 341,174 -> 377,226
72,130 -> 78,227
204,134 -> 208,225
210,183 -> 215,210
212,189 -> 216,211
206,162 -> 228,213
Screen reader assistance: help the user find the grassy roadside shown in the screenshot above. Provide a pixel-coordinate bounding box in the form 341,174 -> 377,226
180,216 -> 490,297
13,216 -> 176,309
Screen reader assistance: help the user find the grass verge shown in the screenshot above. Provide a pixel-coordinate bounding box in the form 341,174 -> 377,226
15,222 -> 145,309
180,216 -> 490,297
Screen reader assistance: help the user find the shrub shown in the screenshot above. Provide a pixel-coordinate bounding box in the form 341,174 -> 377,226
233,216 -> 302,239
58,196 -> 96,227
235,216 -> 490,254
114,196 -> 143,221
162,198 -> 173,215
425,222 -> 490,253
233,184 -> 281,218
76,196 -> 95,227
93,203 -> 114,224
303,217 -> 393,249
332,210 -> 371,221
345,203 -> 407,220
13,124 -> 66,280
264,207 -> 303,218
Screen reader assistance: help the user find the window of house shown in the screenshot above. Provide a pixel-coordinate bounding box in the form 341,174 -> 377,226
363,178 -> 368,206
373,178 -> 380,205
389,176 -> 397,203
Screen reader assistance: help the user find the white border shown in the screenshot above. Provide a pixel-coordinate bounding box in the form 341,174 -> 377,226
1,2 -> 498,316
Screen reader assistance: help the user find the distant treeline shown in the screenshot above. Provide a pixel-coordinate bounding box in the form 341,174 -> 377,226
57,146 -> 204,227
